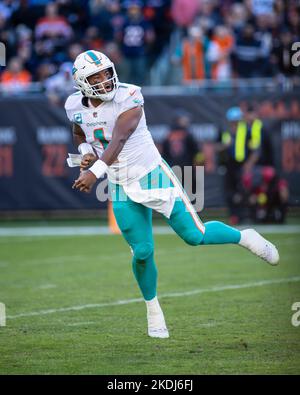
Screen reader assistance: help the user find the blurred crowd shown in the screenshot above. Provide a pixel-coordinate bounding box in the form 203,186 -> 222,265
0,0 -> 299,94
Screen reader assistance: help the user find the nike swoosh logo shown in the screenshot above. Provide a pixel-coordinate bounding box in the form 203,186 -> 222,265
129,90 -> 136,96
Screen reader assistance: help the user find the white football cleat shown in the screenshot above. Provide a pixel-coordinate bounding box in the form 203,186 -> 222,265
147,311 -> 169,338
239,229 -> 279,265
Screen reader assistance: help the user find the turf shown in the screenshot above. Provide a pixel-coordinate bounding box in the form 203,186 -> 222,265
0,232 -> 299,374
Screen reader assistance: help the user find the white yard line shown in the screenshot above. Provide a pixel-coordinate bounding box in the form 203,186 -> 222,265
67,321 -> 96,327
0,226 -> 174,237
198,322 -> 219,328
36,284 -> 57,290
0,225 -> 300,238
242,225 -> 300,234
6,276 -> 300,320
0,226 -> 109,237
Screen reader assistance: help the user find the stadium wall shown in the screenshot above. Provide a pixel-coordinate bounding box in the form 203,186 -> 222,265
0,92 -> 299,212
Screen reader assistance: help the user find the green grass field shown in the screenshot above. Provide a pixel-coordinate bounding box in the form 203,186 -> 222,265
0,231 -> 300,374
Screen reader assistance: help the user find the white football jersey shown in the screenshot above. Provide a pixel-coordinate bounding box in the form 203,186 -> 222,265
64,83 -> 161,185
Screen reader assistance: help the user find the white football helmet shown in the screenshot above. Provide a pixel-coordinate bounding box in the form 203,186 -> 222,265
72,50 -> 119,101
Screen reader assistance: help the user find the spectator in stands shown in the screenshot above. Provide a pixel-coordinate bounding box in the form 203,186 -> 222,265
0,0 -> 299,89
56,0 -> 88,35
0,0 -> 19,24
254,14 -> 274,76
178,25 -> 211,83
207,25 -> 234,80
35,61 -> 56,82
197,0 -> 223,32
287,5 -> 300,39
82,26 -> 104,52
251,0 -> 275,17
107,0 -> 126,38
224,2 -> 248,35
14,24 -> 34,72
231,24 -> 264,78
144,0 -> 173,64
171,0 -> 200,30
90,0 -> 124,42
103,41 -> 127,81
89,0 -> 115,42
35,2 -> 73,41
10,0 -> 42,33
118,0 -> 155,85
33,2 -> 74,67
67,42 -> 84,63
1,56 -> 32,92
44,61 -> 74,105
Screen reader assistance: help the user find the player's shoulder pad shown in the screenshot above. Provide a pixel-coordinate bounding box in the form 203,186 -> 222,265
64,91 -> 84,112
114,83 -> 142,104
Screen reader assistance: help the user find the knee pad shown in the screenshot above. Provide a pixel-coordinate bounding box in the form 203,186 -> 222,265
134,242 -> 154,261
182,230 -> 204,246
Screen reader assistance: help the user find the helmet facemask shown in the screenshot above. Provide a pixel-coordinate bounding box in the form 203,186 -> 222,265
84,66 -> 118,101
75,64 -> 119,101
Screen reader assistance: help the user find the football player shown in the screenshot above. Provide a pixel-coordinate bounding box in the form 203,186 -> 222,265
65,50 -> 279,339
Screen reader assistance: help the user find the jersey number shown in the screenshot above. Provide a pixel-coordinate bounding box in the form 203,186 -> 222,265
94,128 -> 109,149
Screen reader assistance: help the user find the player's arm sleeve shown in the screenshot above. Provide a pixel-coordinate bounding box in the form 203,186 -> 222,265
117,88 -> 144,117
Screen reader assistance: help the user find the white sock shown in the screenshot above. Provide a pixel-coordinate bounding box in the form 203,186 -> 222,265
145,296 -> 162,316
146,296 -> 169,337
238,229 -> 248,247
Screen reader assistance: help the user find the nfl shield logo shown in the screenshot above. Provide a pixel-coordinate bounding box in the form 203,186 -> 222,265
93,112 -> 97,118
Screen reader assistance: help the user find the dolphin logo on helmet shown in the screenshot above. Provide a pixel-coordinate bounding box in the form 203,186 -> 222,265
72,50 -> 119,101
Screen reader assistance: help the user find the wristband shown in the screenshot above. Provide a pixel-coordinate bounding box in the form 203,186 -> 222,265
78,143 -> 94,156
89,159 -> 108,179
